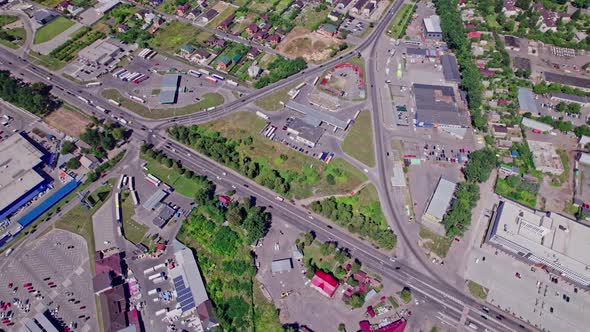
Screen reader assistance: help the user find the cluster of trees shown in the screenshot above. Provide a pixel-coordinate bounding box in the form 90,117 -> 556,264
433,0 -> 485,130
524,113 -> 574,133
168,125 -> 292,194
50,28 -> 104,62
443,149 -> 496,238
80,122 -> 127,159
533,81 -> 590,97
309,197 -> 396,249
0,70 -> 58,116
254,57 -> 307,89
86,150 -> 126,183
555,102 -> 581,114
0,30 -> 19,43
463,149 -> 498,183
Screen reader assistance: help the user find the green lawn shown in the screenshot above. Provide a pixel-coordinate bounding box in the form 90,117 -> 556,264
101,89 -> 224,119
142,152 -> 208,197
34,16 -> 75,44
296,7 -> 330,30
0,15 -> 17,26
254,82 -> 299,111
387,3 -> 415,38
0,28 -> 25,49
28,51 -> 68,70
419,226 -> 453,258
120,191 -> 148,245
201,112 -> 367,198
55,180 -> 115,274
467,280 -> 488,300
495,177 -> 537,208
342,111 -> 375,167
151,20 -> 211,52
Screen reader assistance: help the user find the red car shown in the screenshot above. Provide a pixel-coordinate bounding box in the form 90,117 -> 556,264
22,283 -> 31,287
47,282 -> 54,286
79,306 -> 86,310
7,283 -> 12,289
2,320 -> 10,325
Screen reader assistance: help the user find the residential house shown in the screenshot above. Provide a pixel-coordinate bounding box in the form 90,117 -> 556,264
179,44 -> 196,57
56,0 -> 71,13
135,9 -> 148,21
246,23 -> 259,36
502,0 -> 520,17
362,1 -> 375,16
186,8 -> 201,20
337,0 -> 353,10
247,47 -> 261,60
177,3 -> 191,17
328,10 -> 341,22
267,34 -> 281,45
32,10 -> 58,25
318,23 -> 338,37
149,0 -> 163,6
351,0 -> 368,14
202,9 -> 218,23
197,0 -> 208,7
292,0 -> 304,8
534,2 -> 568,32
217,14 -> 235,31
117,23 -> 130,33
207,35 -> 226,48
217,56 -> 232,69
310,271 -> 338,297
254,31 -> 268,42
191,48 -> 211,63
275,28 -> 286,37
248,64 -> 261,78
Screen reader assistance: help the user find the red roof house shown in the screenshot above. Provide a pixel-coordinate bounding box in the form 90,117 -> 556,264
310,271 -> 338,297
468,31 -> 481,39
359,319 -> 407,332
218,195 -> 231,205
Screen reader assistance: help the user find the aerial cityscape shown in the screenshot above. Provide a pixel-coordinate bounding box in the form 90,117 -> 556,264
1,0 -> 590,331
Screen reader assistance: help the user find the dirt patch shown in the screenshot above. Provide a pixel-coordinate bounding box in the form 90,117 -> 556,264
3,19 -> 23,30
44,107 -> 90,137
277,26 -> 341,63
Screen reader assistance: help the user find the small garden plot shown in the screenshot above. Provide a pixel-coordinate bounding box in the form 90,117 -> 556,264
210,41 -> 249,72
206,2 -> 237,29
151,21 -> 211,53
295,6 -> 330,31
495,175 -> 539,208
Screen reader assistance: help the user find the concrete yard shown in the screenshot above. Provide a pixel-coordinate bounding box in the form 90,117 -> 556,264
0,229 -> 98,331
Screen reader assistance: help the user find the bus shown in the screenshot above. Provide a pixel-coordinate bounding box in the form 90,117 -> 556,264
130,96 -> 145,103
108,99 -> 121,106
86,82 -> 102,87
211,74 -> 225,81
295,82 -> 306,90
77,96 -> 89,104
114,192 -> 121,221
188,69 -> 202,77
205,76 -> 218,83
117,174 -> 126,190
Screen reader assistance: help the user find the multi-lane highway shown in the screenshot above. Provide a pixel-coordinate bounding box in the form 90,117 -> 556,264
0,1 -> 537,329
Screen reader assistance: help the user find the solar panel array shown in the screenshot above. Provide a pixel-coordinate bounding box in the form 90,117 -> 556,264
173,276 -> 196,312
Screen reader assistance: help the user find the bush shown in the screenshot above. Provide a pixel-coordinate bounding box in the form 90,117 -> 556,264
61,141 -> 76,154
66,157 -> 81,169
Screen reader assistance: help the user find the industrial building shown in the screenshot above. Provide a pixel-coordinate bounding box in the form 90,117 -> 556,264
423,15 -> 442,39
412,84 -> 468,128
521,117 -> 553,132
143,189 -> 168,210
78,39 -> 121,66
168,240 -> 218,329
440,55 -> 461,83
422,176 -> 457,234
285,100 -> 351,131
0,134 -> 49,222
159,74 -> 180,104
487,200 -> 590,286
527,140 -> 564,175
285,117 -> 326,148
544,72 -> 590,90
152,204 -> 176,228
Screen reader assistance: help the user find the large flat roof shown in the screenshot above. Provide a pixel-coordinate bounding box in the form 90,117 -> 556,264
489,200 -> 590,286
78,39 -> 120,64
170,240 -> 209,315
412,84 -> 468,127
440,55 -> 461,82
286,100 -> 350,130
0,134 -> 45,213
423,15 -> 442,33
544,72 -> 590,89
159,75 -> 180,104
517,87 -> 538,113
424,176 -> 456,221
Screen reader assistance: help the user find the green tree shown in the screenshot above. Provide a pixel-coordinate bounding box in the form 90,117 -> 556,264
66,158 -> 81,169
399,287 -> 412,303
60,141 -> 76,154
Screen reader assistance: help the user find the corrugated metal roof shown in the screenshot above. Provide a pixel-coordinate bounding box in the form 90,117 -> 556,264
517,87 -> 539,113
271,258 -> 293,273
142,189 -> 167,210
440,55 -> 461,82
424,176 -> 457,221
286,100 -> 350,130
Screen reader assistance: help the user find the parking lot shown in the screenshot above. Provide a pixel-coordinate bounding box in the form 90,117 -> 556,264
340,17 -> 368,37
0,229 -> 98,331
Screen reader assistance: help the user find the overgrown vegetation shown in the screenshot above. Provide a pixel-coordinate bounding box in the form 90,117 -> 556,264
253,57 -> 307,88
495,175 -> 538,208
79,121 -> 127,159
387,3 -> 417,38
0,70 -> 59,116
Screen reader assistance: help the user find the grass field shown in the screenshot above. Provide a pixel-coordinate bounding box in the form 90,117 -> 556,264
296,7 -> 330,30
342,111 -> 375,167
34,16 -> 75,44
28,51 -> 67,70
387,3 -> 415,38
254,82 -> 299,111
202,112 -> 367,198
206,3 -> 237,29
495,177 -> 537,208
419,226 -> 453,258
151,21 -> 211,53
101,89 -> 224,119
0,27 -> 25,49
142,153 -> 208,197
0,15 -> 17,26
55,180 -> 115,274
120,192 -> 148,245
467,280 -> 488,300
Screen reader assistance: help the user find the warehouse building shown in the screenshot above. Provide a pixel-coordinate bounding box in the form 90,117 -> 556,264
440,55 -> 461,83
412,84 -> 469,128
422,176 -> 457,234
285,100 -> 351,131
544,72 -> 590,90
0,134 -> 49,222
159,74 -> 180,104
517,87 -> 539,114
285,117 -> 326,148
487,200 -> 590,287
78,39 -> 121,66
271,258 -> 293,274
423,15 -> 442,40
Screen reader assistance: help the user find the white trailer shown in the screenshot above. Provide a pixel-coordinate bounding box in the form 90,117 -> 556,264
77,96 -> 89,104
108,99 -> 121,106
152,276 -> 166,284
155,308 -> 168,316
95,105 -> 106,112
130,96 -> 145,103
295,82 -> 306,90
143,263 -> 166,275
148,272 -> 165,281
117,174 -> 126,190
86,82 -> 102,87
128,176 -> 134,191
148,288 -> 160,296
